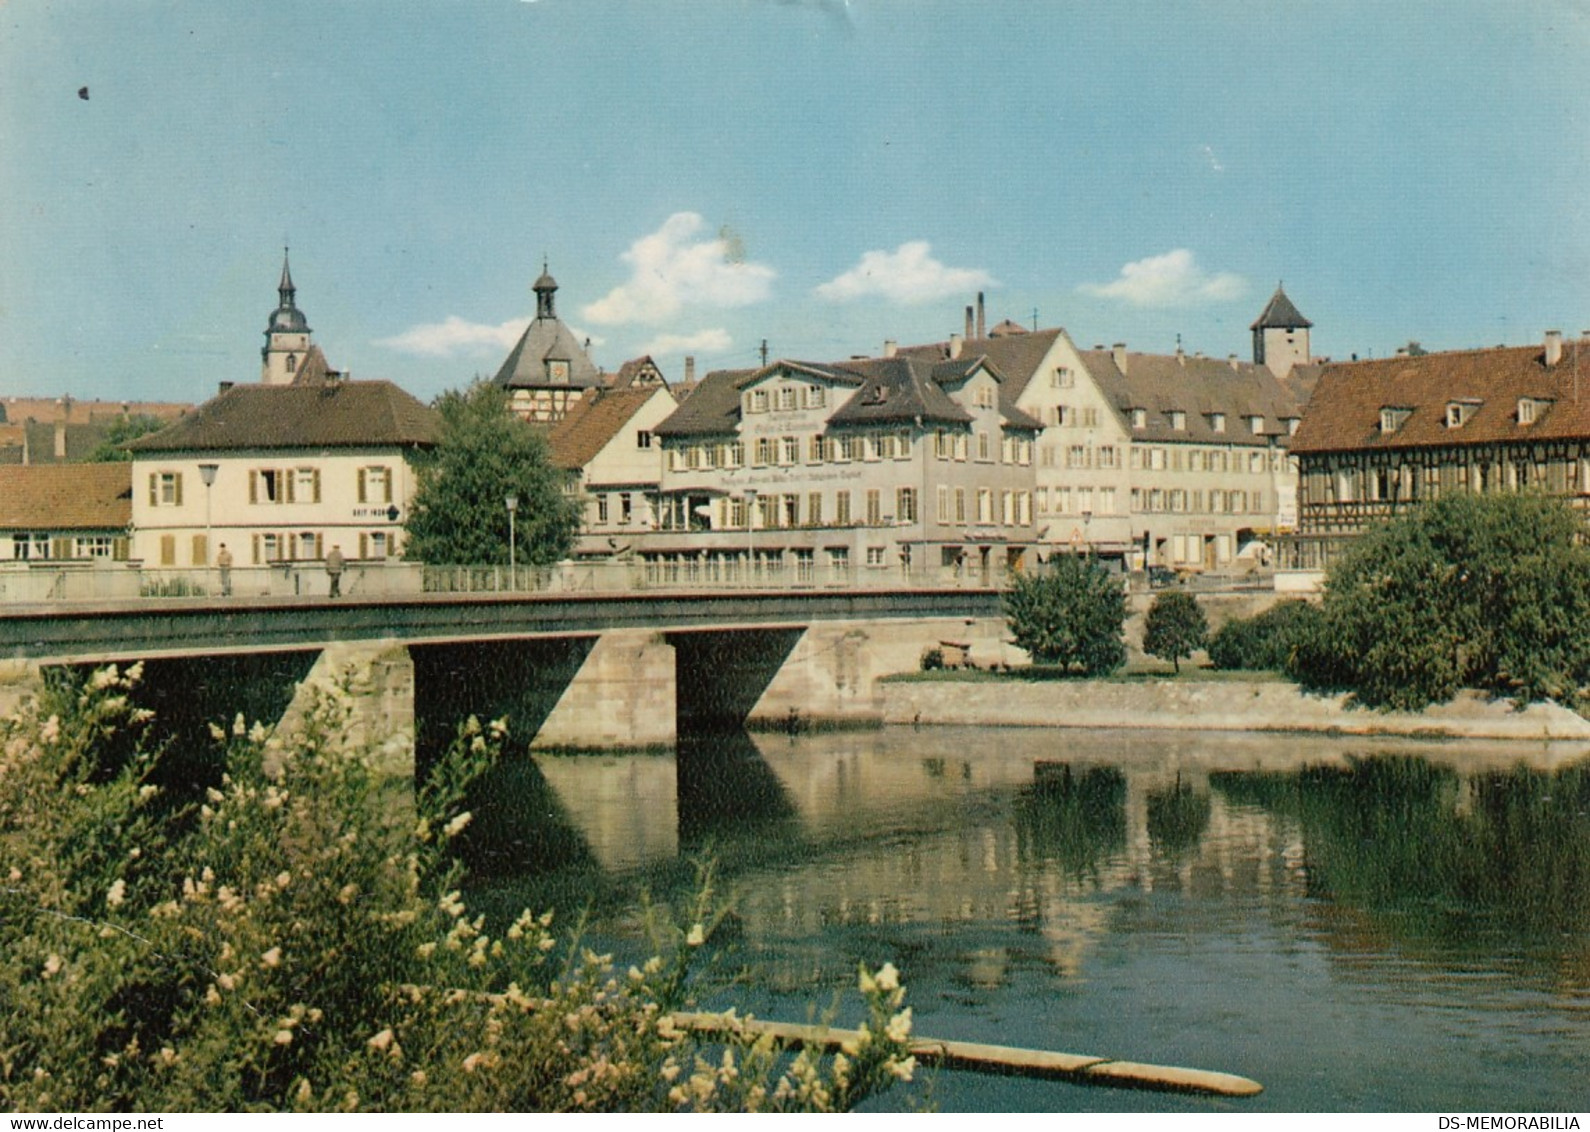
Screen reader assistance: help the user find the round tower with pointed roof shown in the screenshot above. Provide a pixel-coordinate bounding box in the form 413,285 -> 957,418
1250,284 -> 1312,380
262,249 -> 313,385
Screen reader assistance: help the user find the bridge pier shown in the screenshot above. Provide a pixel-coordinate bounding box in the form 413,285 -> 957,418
531,629 -> 676,750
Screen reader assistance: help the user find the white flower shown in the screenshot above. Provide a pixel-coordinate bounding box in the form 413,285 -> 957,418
686,923 -> 705,947
443,811 -> 472,838
368,1029 -> 395,1052
233,713 -> 246,737
260,947 -> 281,968
106,879 -> 126,908
42,953 -> 62,978
875,962 -> 900,992
274,1029 -> 294,1046
885,1007 -> 913,1044
40,716 -> 60,745
91,667 -> 119,690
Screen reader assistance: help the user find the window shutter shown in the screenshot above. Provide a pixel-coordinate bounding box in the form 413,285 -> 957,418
173,474 -> 183,507
192,534 -> 207,565
252,534 -> 261,565
359,533 -> 368,559
313,469 -> 322,504
51,537 -> 71,560
382,469 -> 392,504
286,469 -> 296,504
148,473 -> 158,507
112,536 -> 129,561
249,471 -> 258,504
160,534 -> 175,566
357,468 -> 367,504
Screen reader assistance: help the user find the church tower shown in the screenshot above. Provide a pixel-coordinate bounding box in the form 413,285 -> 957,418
1250,284 -> 1312,380
261,250 -> 313,385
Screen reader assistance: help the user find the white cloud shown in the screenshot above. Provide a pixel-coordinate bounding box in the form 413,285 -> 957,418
373,315 -> 529,358
1078,249 -> 1246,308
581,213 -> 775,326
638,328 -> 733,357
815,241 -> 995,305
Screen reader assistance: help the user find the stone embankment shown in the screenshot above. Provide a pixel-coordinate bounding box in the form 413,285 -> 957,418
882,678 -> 1590,742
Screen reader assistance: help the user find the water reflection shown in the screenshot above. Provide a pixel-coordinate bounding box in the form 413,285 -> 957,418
470,726 -> 1590,1109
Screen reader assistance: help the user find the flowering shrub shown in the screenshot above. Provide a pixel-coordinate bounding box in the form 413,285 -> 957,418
0,666 -> 916,1112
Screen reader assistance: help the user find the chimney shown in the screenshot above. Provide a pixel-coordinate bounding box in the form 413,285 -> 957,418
1112,342 -> 1128,374
949,334 -> 964,360
54,419 -> 66,460
964,306 -> 974,340
883,339 -> 898,358
218,381 -> 235,394
684,355 -> 696,385
976,292 -> 986,339
1546,329 -> 1564,367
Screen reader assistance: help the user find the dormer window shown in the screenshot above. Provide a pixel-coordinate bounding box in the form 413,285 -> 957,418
1210,412 -> 1226,433
1518,397 -> 1550,425
1380,407 -> 1412,434
1248,415 -> 1265,435
973,383 -> 995,409
1131,407 -> 1147,429
1446,399 -> 1481,428
1168,410 -> 1186,431
1285,417 -> 1301,436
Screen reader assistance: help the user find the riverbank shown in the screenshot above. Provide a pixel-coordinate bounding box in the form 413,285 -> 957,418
881,675 -> 1590,742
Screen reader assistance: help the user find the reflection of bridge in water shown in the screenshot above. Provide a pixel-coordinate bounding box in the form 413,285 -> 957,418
507,727 -> 1586,987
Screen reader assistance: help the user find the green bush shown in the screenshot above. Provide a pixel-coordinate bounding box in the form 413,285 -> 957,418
1288,493 -> 1590,710
1003,555 -> 1126,675
0,667 -> 916,1112
1207,600 -> 1321,672
1141,591 -> 1208,673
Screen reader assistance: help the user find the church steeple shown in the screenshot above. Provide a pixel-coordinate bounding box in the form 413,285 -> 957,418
533,261 -> 558,321
262,249 -> 313,385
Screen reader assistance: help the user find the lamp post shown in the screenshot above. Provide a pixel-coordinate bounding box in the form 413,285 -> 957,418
745,489 -> 757,584
198,463 -> 218,591
505,494 -> 519,584
1081,509 -> 1092,558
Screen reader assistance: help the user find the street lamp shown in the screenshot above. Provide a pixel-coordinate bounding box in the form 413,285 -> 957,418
1081,509 -> 1092,557
505,494 -> 519,582
198,464 -> 218,591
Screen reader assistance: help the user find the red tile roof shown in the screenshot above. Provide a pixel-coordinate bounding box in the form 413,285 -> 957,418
0,464 -> 132,530
1290,339 -> 1590,454
125,381 -> 439,452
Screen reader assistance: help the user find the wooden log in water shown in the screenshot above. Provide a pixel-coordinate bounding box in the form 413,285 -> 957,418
669,1012 -> 1263,1098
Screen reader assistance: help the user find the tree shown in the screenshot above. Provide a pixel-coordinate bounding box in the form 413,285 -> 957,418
1004,554 -> 1127,675
1142,591 -> 1208,673
404,382 -> 581,566
88,414 -> 168,462
1288,493 -> 1590,710
1207,599 -> 1322,672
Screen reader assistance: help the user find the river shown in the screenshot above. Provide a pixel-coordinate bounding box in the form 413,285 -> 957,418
462,724 -> 1590,1112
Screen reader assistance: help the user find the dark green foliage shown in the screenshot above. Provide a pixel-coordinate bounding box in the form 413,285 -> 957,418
1207,600 -> 1322,672
88,414 -> 168,462
1287,493 -> 1590,710
404,382 -> 581,566
1141,591 -> 1208,673
1003,555 -> 1126,675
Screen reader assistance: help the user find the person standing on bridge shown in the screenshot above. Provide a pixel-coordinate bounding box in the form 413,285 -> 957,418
216,543 -> 233,597
325,545 -> 345,598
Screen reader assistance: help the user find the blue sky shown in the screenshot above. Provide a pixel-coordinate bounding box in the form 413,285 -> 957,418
3,0 -> 1588,406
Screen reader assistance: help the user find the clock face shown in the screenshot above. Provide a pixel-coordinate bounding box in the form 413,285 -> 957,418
549,360 -> 570,382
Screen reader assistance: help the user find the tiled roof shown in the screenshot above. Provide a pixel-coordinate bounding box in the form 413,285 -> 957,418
609,356 -> 666,389
653,368 -> 756,437
1251,286 -> 1312,330
547,387 -> 672,471
1289,339 -> 1590,454
493,315 -> 604,390
1079,349 -> 1303,446
125,381 -> 439,452
827,356 -> 975,426
897,328 -> 1065,402
0,464 -> 132,530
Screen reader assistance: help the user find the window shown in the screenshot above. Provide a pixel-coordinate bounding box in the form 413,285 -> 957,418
835,490 -> 852,525
977,489 -> 993,524
865,489 -> 882,525
596,495 -> 610,524
782,494 -> 800,527
754,437 -> 773,466
777,387 -> 798,411
955,488 -> 966,523
1066,445 -> 1088,469
1210,412 -> 1226,433
808,434 -> 825,462
1249,415 -> 1265,435
895,429 -> 911,458
1169,410 -> 1186,431
1037,487 -> 1050,514
749,390 -> 768,414
258,533 -> 281,563
1055,404 -> 1074,427
1250,451 -> 1265,474
620,493 -> 634,523
828,546 -> 850,574
1081,407 -> 1100,429
866,546 -> 887,568
757,495 -> 778,528
1098,445 -> 1118,468
937,485 -> 950,522
808,491 -> 824,525
897,487 -> 917,523
1052,367 -> 1074,388
780,437 -> 799,465
727,442 -> 744,468
358,466 -> 390,504
807,385 -> 827,408
974,383 -> 994,409
935,430 -> 952,459
636,430 -> 653,448
148,471 -> 183,507
1132,408 -> 1147,429
1519,398 -> 1549,424
74,536 -> 114,559
978,432 -> 991,461
298,532 -> 320,560
954,434 -> 967,461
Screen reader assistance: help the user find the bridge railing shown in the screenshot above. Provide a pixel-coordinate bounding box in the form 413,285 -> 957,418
0,558 -> 1016,605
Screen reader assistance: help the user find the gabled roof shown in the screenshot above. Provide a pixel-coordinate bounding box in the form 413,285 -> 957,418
0,464 -> 131,531
492,315 -> 604,391
125,381 -> 439,453
1079,349 -> 1302,446
1289,339 -> 1590,454
609,356 -> 667,389
1251,286 -> 1312,330
896,328 -> 1066,403
288,344 -> 341,386
547,386 -> 673,471
653,362 -> 863,438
